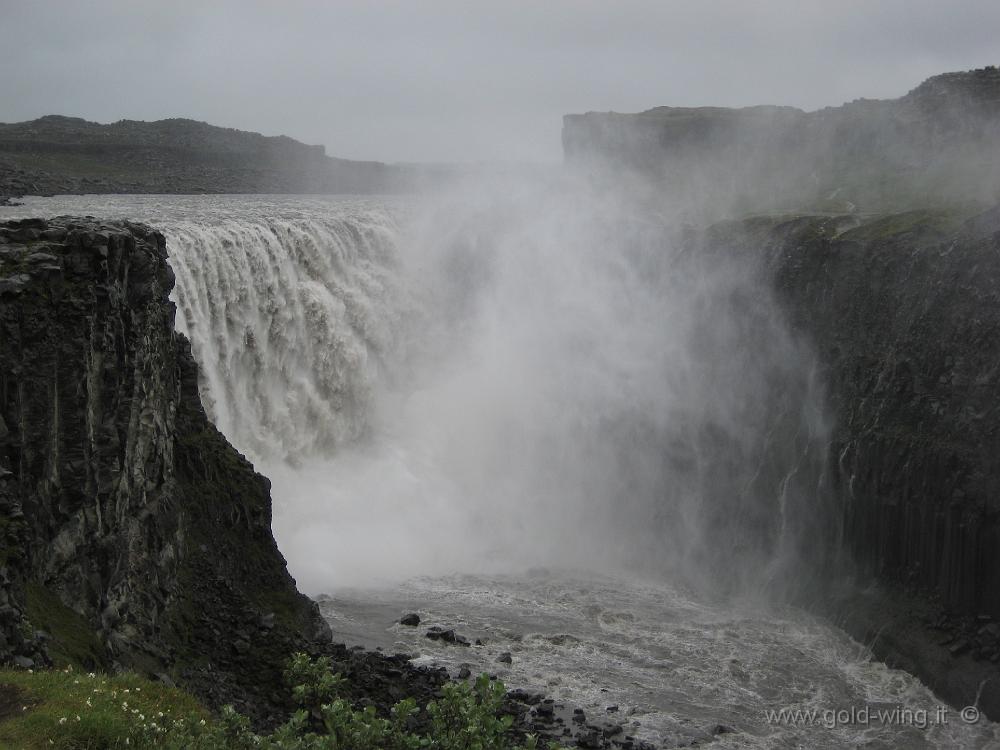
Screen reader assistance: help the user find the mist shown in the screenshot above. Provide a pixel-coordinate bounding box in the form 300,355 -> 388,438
4,2 -> 1000,744
160,169 -> 830,598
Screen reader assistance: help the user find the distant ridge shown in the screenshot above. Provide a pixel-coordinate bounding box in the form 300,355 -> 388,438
562,66 -> 1000,215
0,115 -> 406,197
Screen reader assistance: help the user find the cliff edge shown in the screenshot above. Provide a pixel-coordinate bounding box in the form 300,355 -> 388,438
0,217 -> 330,719
705,205 -> 1000,718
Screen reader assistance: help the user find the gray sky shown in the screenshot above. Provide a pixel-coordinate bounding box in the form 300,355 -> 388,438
1,1 -> 997,163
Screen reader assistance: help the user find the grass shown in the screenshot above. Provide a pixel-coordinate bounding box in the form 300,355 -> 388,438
839,208 -> 966,242
0,667 -> 211,750
0,657 -> 558,750
24,583 -> 108,670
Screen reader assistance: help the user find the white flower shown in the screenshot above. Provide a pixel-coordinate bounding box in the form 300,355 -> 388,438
58,717 -> 67,725
199,719 -> 206,725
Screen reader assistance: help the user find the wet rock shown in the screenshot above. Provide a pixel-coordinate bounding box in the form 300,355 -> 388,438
425,627 -> 470,646
950,640 -> 971,656
39,228 -> 67,241
496,651 -> 513,664
399,613 -> 420,627
536,702 -> 554,717
601,723 -> 623,737
0,274 -> 31,296
508,688 -> 544,705
979,623 -> 1000,639
24,252 -> 58,265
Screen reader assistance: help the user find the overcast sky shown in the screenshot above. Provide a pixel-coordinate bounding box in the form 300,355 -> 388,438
1,1 -> 997,163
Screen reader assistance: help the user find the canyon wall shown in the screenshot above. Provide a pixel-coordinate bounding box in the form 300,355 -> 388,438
562,65 -> 1000,715
705,206 -> 1000,717
0,217 -> 330,717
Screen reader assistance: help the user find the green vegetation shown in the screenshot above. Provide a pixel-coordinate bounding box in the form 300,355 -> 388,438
0,654 -> 560,750
24,583 -> 108,670
0,666 -> 209,750
839,209 -> 967,242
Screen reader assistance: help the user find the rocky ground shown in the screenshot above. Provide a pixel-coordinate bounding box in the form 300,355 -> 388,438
318,639 -> 654,750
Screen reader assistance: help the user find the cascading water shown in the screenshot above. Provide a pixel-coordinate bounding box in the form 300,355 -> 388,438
4,192 -> 996,749
168,206 -> 404,461
151,178 -> 832,598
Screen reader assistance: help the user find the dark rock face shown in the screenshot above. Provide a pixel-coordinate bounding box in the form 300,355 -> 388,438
707,206 -> 1000,717
564,66 -> 1000,716
0,216 -> 329,719
765,210 -> 1000,617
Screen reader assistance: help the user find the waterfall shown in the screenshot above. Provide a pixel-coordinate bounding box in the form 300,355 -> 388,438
161,184 -> 831,595
168,208 -> 404,462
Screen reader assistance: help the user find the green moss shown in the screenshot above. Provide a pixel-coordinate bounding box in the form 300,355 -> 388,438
839,209 -> 966,242
23,583 -> 108,671
0,667 -> 210,750
253,587 -> 311,633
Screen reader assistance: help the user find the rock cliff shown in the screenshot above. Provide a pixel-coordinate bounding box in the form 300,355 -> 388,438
704,206 -> 1000,717
564,67 -> 1000,714
0,217 -> 330,718
564,66 -> 1000,217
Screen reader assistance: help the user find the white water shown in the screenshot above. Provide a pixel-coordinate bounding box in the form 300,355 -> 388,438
4,193 -> 998,749
321,572 -> 999,749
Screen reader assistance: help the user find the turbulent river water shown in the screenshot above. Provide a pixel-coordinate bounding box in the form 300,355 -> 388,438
4,193 -> 999,749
